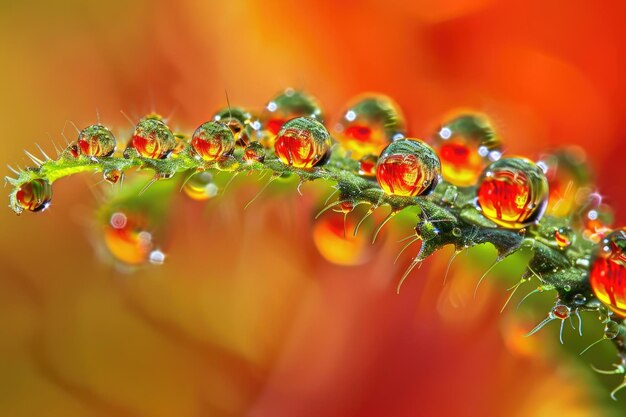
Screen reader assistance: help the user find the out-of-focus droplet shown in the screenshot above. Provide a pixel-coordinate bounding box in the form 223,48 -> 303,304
183,172 -> 218,201
131,118 -> 176,159
578,194 -> 613,243
335,94 -> 405,159
262,89 -> 324,136
243,142 -> 265,163
312,214 -> 372,266
77,124 -> 116,157
376,139 -> 440,197
554,227 -> 574,248
214,107 -> 253,146
15,178 -> 52,213
590,228 -> 626,318
433,113 -> 500,187
539,147 -> 591,217
359,154 -> 378,177
103,212 -> 154,265
274,117 -> 332,169
476,157 -> 548,229
191,121 -> 235,161
103,169 -> 122,184
149,249 -> 166,265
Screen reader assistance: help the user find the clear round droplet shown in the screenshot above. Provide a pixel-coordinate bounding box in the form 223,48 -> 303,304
243,142 -> 265,163
131,118 -> 176,159
375,139 -> 441,197
590,228 -> 626,318
15,178 -> 52,213
103,169 -> 123,184
191,121 -> 235,162
274,117 -> 332,169
476,157 -> 549,229
77,124 -> 116,157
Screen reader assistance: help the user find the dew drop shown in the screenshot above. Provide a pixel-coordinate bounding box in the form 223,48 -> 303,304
433,113 -> 501,187
183,172 -> 218,201
103,212 -> 154,265
191,121 -> 235,162
131,118 -> 176,159
590,228 -> 626,318
261,89 -> 323,137
274,117 -> 332,169
476,157 -> 549,229
335,94 -> 405,159
103,169 -> 123,184
375,139 -> 441,197
358,154 -> 378,177
77,124 -> 116,157
539,147 -> 590,217
15,179 -> 52,213
243,142 -> 265,163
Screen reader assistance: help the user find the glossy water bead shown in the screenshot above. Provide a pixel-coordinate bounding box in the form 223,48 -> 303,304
433,113 -> 501,187
183,172 -> 218,201
191,121 -> 235,161
131,118 -> 176,159
539,148 -> 590,217
274,117 -> 332,169
213,107 -> 253,146
476,157 -> 549,229
15,179 -> 52,213
104,212 -> 154,265
590,229 -> 626,317
375,139 -> 441,197
335,94 -> 406,159
77,124 -> 116,157
262,89 -> 324,135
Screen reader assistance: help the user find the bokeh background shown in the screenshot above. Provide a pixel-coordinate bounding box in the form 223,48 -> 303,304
1,0 -> 626,416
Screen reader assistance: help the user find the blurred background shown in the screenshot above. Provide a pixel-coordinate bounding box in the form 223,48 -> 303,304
1,0 -> 626,416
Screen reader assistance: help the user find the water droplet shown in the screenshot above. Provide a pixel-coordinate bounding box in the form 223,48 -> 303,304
433,113 -> 501,187
358,154 -> 378,177
335,94 -> 405,159
375,139 -> 441,197
77,124 -> 116,157
604,320 -> 620,339
554,227 -> 574,248
15,178 -> 52,213
312,213 -> 372,266
476,157 -> 548,229
103,212 -> 154,265
183,172 -> 218,201
550,304 -> 570,320
217,155 -> 240,171
539,147 -> 590,217
131,118 -> 176,159
452,227 -> 462,237
103,169 -> 122,184
578,195 -> 613,243
573,293 -> 587,305
149,249 -> 166,265
191,121 -> 235,162
261,89 -> 323,136
564,285 -> 571,292
213,107 -> 253,147
274,117 -> 332,169
243,142 -> 265,163
590,228 -> 626,318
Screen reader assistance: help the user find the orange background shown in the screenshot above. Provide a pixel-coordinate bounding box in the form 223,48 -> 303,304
1,1 -> 626,416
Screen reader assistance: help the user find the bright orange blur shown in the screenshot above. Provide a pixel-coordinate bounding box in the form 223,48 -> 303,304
1,1 -> 626,416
